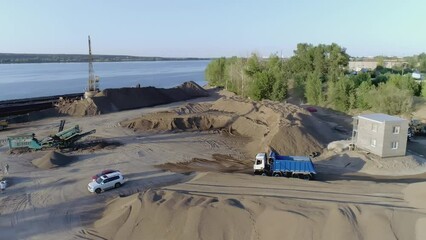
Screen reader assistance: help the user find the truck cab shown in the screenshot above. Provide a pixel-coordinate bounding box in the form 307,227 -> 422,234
254,153 -> 268,175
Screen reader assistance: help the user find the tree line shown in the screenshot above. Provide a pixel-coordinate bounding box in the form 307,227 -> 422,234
205,43 -> 426,115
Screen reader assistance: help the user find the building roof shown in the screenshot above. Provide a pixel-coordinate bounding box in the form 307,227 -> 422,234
358,113 -> 406,123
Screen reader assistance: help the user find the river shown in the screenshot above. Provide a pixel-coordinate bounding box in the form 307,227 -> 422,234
0,60 -> 210,101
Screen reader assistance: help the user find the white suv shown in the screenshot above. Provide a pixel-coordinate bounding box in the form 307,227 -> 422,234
88,171 -> 124,194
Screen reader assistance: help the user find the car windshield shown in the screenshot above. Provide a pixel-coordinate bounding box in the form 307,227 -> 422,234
95,177 -> 103,184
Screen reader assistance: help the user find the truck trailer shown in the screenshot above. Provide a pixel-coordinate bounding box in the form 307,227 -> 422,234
253,150 -> 316,180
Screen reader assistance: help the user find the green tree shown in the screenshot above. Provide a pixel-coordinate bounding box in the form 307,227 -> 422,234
248,71 -> 275,101
418,53 -> 426,72
422,81 -> 426,98
355,80 -> 373,110
225,57 -> 246,95
245,54 -> 263,77
329,76 -> 356,112
267,55 -> 288,101
205,58 -> 227,86
350,72 -> 371,87
327,43 -> 350,82
387,74 -> 420,96
271,79 -> 287,101
304,72 -> 323,105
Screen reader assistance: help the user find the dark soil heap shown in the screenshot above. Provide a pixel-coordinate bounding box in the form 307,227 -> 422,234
57,81 -> 208,116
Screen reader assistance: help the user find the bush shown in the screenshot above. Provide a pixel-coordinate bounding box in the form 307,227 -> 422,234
369,83 -> 413,115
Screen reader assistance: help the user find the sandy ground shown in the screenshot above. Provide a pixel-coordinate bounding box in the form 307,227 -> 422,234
1,92 -> 426,240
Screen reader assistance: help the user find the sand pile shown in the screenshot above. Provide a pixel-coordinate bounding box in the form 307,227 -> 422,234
123,96 -> 337,156
32,151 -> 74,169
361,154 -> 426,176
57,81 -> 209,116
317,150 -> 426,176
156,154 -> 251,174
85,188 -> 416,240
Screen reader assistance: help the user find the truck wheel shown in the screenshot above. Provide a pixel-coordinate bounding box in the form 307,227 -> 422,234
115,182 -> 121,188
95,188 -> 101,194
261,173 -> 267,176
273,173 -> 281,177
304,175 -> 312,181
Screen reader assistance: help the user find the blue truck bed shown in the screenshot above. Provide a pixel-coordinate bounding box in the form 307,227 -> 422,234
268,151 -> 316,178
271,156 -> 316,174
270,151 -> 316,173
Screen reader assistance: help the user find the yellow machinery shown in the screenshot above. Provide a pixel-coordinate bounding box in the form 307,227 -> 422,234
0,120 -> 7,130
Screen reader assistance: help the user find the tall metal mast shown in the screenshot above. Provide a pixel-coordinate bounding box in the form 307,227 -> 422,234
87,35 -> 99,93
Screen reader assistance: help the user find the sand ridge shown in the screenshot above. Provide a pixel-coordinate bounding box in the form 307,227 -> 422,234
122,95 -> 338,156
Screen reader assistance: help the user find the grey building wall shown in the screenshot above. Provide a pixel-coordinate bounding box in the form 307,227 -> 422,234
356,118 -> 384,156
381,120 -> 408,157
355,117 -> 408,157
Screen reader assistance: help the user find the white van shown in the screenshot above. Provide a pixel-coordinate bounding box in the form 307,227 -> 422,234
88,171 -> 124,194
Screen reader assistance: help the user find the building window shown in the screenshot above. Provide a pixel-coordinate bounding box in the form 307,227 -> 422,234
371,123 -> 378,132
393,126 -> 400,134
391,141 -> 399,149
371,138 -> 377,147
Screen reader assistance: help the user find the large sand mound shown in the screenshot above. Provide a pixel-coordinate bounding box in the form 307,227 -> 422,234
85,188 -> 416,240
57,81 -> 208,116
32,151 -> 74,169
123,96 -> 338,156
317,149 -> 426,176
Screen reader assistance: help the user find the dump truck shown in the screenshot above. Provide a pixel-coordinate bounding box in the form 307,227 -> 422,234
0,120 -> 7,130
7,125 -> 96,152
253,150 -> 316,180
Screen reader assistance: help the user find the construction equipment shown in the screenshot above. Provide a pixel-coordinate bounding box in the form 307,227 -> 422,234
409,119 -> 426,136
7,124 -> 96,152
84,35 -> 100,99
0,120 -> 7,130
253,150 -> 316,180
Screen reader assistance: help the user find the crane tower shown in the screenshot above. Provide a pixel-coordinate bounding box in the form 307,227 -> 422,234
84,35 -> 100,99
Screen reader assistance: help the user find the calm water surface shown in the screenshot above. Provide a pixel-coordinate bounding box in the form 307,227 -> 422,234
0,60 -> 210,101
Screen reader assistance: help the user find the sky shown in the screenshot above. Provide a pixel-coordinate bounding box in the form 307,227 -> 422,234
1,0 -> 425,58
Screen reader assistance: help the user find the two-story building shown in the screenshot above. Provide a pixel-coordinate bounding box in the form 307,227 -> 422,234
352,113 -> 408,157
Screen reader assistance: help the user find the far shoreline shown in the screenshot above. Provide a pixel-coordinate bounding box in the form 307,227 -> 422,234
0,59 -> 212,65
0,53 -> 211,64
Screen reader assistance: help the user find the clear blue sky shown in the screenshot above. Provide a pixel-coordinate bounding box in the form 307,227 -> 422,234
1,0 -> 425,58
